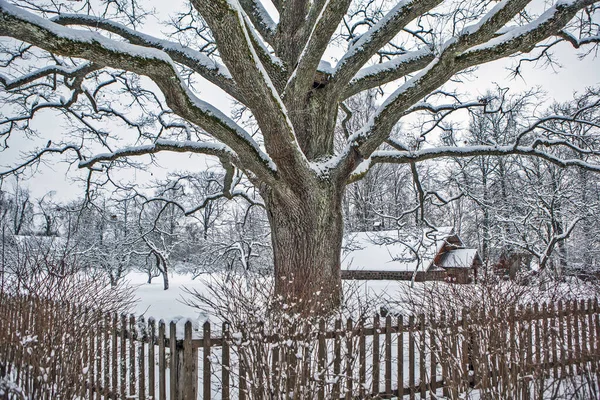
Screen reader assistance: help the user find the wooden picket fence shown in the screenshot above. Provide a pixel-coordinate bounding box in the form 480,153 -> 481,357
1,293 -> 600,399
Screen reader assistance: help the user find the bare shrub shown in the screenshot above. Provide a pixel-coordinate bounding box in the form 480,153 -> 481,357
0,235 -> 134,399
392,274 -> 599,399
183,273 -> 381,399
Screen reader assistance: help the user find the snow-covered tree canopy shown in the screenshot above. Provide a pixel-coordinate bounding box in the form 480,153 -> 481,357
1,0 -> 599,313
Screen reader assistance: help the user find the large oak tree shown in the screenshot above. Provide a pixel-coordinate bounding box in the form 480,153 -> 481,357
1,0 -> 599,312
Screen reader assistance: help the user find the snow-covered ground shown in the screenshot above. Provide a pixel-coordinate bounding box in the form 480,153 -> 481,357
128,271 -> 411,323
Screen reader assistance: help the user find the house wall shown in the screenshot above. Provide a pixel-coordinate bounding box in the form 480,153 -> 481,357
444,268 -> 473,284
341,270 -> 447,282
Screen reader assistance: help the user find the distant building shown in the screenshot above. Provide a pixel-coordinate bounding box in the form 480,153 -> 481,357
341,227 -> 482,283
494,251 -> 533,280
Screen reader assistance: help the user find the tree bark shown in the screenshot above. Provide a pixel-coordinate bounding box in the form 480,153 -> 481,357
263,184 -> 344,315
162,270 -> 169,291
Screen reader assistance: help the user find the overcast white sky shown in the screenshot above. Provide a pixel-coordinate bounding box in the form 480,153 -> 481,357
1,0 -> 599,202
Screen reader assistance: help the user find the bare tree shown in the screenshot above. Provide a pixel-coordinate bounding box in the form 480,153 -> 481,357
1,0 -> 599,312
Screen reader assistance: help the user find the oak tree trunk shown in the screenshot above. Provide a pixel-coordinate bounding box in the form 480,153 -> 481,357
263,183 -> 344,315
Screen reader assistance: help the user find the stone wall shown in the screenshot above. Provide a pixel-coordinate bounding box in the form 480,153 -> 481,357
341,269 -> 448,282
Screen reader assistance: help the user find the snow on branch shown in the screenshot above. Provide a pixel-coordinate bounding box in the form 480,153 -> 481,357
192,0 -> 311,180
335,0 -> 598,179
285,0 -> 352,96
332,0 -> 442,93
78,140 -> 237,170
559,31 -> 600,48
371,143 -> 600,172
238,0 -> 277,44
0,0 -> 279,184
341,49 -> 434,99
50,13 -> 243,103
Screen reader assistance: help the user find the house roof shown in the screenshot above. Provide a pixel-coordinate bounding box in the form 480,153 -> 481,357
436,248 -> 480,269
341,227 -> 457,272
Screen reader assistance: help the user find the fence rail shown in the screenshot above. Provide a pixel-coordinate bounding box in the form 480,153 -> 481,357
1,293 -> 599,399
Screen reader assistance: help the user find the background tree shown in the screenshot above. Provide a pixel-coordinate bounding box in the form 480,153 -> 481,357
1,0 -> 599,312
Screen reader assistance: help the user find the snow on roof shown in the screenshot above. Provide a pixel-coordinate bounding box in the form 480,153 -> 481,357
436,248 -> 479,269
341,228 -> 455,272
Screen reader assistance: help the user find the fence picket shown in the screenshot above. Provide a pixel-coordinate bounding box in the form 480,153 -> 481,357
440,311 -> 448,398
201,321 -> 210,400
158,320 -> 166,400
139,315 -> 146,400
103,313 -> 110,399
385,315 -> 392,397
129,315 -> 136,397
345,318 -> 353,400
149,318 -> 156,400
558,300 -> 566,377
372,314 -> 380,396
419,314 -> 426,399
409,314 -> 415,400
333,318 -> 341,399
169,321 -> 177,400
429,314 -> 437,400
359,319 -> 366,398
318,318 -> 326,400
398,315 -> 404,398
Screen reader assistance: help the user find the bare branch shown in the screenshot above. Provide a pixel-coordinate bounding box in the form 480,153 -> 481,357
0,1 -> 278,184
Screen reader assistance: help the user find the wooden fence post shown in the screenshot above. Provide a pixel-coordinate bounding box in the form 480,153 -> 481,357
359,319 -> 366,398
419,314 -> 426,399
318,318 -> 326,400
169,321 -> 178,400
139,315 -> 146,400
222,322 -> 230,400
333,318 -> 341,399
398,315 -> 404,398
409,314 -> 415,400
148,318 -> 156,400
385,315 -> 392,397
346,318 -> 353,400
158,320 -> 166,400
201,321 -> 209,400
372,314 -> 380,396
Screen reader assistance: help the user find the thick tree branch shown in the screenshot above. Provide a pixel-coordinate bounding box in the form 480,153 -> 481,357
275,0 -> 310,67
332,0 -> 442,93
341,49 -> 434,99
78,139 -> 238,170
285,0 -> 352,97
192,0 -> 311,181
0,0 -> 277,185
49,13 -> 245,103
371,143 -> 600,172
239,0 -> 277,45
